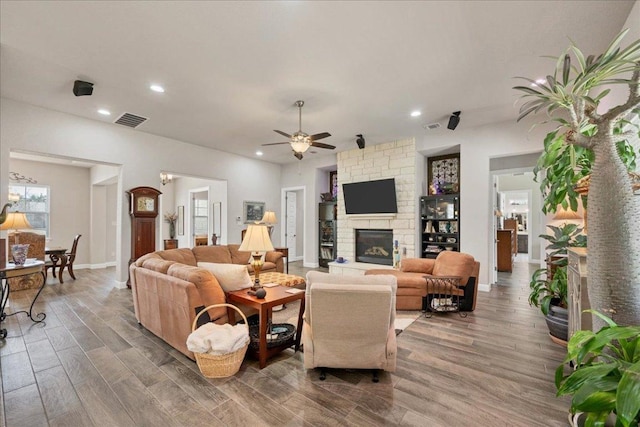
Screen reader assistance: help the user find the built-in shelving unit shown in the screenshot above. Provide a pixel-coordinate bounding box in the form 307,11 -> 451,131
318,201 -> 336,267
420,194 -> 460,259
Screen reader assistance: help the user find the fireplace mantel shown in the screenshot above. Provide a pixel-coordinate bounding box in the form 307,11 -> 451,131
346,213 -> 396,220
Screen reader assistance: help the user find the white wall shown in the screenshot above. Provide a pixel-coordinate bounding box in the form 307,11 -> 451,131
1,98 -> 281,287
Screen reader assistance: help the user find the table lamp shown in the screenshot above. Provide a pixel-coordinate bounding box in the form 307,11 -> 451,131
239,224 -> 274,290
261,211 -> 277,237
0,212 -> 33,265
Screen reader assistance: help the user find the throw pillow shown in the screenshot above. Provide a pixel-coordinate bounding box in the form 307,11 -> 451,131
197,262 -> 253,292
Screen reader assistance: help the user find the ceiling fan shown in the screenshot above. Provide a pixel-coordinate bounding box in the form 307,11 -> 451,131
262,100 -> 335,160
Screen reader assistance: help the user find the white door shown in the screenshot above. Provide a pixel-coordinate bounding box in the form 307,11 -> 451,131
286,191 -> 296,257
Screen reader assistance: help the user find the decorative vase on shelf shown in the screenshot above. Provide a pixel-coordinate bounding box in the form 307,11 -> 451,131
11,244 -> 30,265
169,222 -> 176,239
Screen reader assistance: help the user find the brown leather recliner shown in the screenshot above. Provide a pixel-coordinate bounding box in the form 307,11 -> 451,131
365,251 -> 480,311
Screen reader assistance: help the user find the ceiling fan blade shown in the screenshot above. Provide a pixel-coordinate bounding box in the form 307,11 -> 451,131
262,142 -> 291,146
310,132 -> 331,141
274,130 -> 292,138
293,152 -> 303,160
310,142 -> 335,150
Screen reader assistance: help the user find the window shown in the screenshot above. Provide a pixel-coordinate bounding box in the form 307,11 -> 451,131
193,199 -> 208,236
9,184 -> 50,235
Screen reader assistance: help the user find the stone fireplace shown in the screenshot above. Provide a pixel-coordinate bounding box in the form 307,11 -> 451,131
335,138 -> 417,263
355,229 -> 393,265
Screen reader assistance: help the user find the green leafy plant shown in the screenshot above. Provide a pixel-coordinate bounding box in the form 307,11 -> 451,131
533,130 -> 637,215
555,310 -> 640,427
529,266 -> 567,315
540,223 -> 587,268
513,29 -> 640,329
529,223 -> 585,315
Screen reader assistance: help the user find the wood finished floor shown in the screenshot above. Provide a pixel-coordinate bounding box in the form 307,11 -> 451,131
1,260 -> 570,426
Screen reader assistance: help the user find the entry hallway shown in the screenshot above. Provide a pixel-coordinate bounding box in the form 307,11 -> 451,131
1,263 -> 569,426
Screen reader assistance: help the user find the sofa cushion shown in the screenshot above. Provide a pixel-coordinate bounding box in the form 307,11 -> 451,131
228,244 -> 251,265
432,251 -> 476,286
365,269 -> 427,290
141,257 -> 176,274
157,248 -> 198,266
193,245 -> 233,264
166,264 -> 227,321
197,262 -> 253,292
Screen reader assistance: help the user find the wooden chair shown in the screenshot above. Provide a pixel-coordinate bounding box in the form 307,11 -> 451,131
46,234 -> 81,280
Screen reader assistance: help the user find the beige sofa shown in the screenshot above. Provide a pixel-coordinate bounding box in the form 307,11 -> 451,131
130,245 -> 283,359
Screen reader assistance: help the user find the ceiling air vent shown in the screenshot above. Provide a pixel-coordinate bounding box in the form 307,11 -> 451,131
423,122 -> 441,130
114,112 -> 148,128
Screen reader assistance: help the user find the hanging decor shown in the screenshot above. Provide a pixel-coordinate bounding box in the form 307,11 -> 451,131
9,172 -> 37,184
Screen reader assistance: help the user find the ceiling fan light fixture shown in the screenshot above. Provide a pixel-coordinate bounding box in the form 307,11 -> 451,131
291,132 -> 311,153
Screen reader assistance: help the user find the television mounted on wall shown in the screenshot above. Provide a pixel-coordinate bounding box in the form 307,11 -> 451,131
342,178 -> 398,215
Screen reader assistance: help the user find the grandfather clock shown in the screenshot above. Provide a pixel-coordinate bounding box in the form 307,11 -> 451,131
127,186 -> 161,285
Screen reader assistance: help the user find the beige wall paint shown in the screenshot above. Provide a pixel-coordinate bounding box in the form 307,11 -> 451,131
9,158 -> 91,265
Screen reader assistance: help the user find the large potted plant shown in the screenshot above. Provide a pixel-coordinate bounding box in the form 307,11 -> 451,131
529,266 -> 568,343
515,30 -> 640,330
529,222 -> 586,343
555,310 -> 640,427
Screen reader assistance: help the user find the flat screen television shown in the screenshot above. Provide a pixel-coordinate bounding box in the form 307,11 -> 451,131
342,178 -> 398,214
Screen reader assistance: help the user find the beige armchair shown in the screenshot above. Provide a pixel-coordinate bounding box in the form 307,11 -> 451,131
303,271 -> 397,382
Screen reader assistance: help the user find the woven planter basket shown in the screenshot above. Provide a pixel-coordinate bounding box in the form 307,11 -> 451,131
191,304 -> 249,378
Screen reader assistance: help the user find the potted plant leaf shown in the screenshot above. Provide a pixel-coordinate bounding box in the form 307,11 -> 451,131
529,222 -> 586,343
529,266 -> 568,342
514,29 -> 640,330
555,310 -> 640,427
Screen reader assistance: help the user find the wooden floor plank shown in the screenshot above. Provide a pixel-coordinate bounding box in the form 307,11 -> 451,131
1,261 -> 573,426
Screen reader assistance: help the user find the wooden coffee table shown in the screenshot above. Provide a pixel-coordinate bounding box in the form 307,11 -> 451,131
226,286 -> 305,369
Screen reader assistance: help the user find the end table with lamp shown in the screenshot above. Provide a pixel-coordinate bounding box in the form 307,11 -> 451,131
239,223 -> 274,289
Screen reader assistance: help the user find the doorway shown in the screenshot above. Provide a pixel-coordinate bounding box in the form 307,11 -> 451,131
281,186 -> 306,263
490,170 -> 542,285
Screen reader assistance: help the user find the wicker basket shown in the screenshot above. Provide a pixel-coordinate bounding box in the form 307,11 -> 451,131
190,303 -> 249,378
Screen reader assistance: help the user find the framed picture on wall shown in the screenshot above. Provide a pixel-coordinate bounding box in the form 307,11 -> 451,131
427,153 -> 460,195
243,201 -> 265,224
329,170 -> 338,200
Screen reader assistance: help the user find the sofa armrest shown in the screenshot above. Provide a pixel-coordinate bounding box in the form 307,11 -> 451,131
401,258 -> 436,274
265,251 -> 284,273
167,264 -> 227,321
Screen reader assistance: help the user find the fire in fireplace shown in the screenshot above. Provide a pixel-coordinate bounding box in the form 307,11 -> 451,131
355,229 -> 393,265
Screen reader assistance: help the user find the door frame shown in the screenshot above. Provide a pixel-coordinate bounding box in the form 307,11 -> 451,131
188,186 -> 209,247
280,185 -> 306,263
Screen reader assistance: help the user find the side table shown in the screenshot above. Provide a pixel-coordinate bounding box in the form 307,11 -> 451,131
274,247 -> 289,273
1,260 -> 47,339
226,286 -> 305,369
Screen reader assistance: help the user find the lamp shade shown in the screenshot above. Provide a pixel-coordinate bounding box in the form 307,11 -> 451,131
553,206 -> 582,220
239,224 -> 274,253
0,212 -> 32,231
261,211 -> 277,225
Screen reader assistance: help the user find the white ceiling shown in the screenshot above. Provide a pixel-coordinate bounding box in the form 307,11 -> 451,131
0,1 -> 635,164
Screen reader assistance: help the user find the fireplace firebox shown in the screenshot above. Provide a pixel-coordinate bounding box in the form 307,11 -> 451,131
355,229 -> 393,265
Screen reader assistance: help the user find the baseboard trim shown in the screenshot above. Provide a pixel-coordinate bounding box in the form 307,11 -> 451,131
74,262 -> 117,270
114,280 -> 128,289
478,283 -> 491,292
304,261 -> 320,268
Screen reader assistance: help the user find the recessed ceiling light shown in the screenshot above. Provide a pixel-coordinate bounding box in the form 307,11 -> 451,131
150,84 -> 165,93
97,109 -> 111,116
410,111 -> 422,117
256,151 -> 263,156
